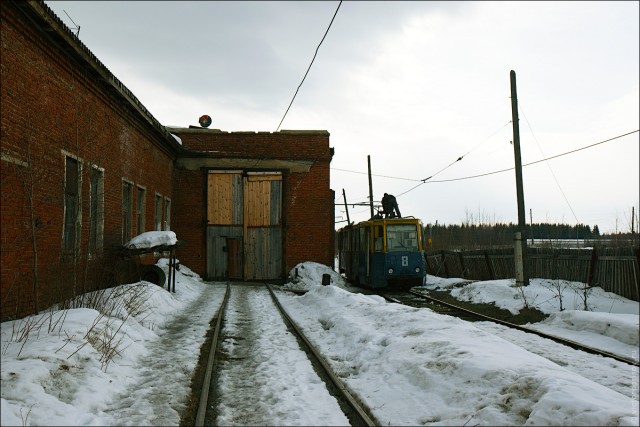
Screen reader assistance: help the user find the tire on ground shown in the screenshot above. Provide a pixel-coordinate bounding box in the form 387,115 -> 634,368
139,265 -> 166,287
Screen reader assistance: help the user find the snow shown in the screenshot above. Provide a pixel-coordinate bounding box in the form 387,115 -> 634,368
124,230 -> 177,250
1,260 -> 638,426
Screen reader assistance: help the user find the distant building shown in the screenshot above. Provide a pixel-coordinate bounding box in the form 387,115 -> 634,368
1,0 -> 335,321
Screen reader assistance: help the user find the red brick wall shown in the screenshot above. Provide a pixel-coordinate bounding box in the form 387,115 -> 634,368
284,162 -> 335,271
1,2 -> 176,321
1,1 -> 335,321
172,169 -> 207,275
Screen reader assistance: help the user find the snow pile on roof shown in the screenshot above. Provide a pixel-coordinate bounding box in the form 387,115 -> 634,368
125,231 -> 177,250
170,133 -> 182,145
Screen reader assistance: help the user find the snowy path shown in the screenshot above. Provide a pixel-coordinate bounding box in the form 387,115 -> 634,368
211,284 -> 349,426
107,282 -> 227,426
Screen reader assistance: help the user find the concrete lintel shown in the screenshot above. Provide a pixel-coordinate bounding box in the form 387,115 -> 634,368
177,157 -> 314,172
165,127 -> 329,136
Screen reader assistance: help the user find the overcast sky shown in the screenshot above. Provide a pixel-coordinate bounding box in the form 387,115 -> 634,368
45,1 -> 639,234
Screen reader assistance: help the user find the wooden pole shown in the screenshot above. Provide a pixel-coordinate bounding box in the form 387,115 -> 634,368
342,189 -> 351,225
510,70 -> 529,285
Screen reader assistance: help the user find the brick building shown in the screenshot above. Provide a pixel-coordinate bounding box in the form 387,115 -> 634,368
1,0 -> 335,321
169,127 -> 335,282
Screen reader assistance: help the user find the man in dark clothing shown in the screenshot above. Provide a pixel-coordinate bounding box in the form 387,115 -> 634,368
381,193 -> 401,218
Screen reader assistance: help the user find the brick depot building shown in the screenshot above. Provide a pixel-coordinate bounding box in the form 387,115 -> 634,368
1,1 -> 335,321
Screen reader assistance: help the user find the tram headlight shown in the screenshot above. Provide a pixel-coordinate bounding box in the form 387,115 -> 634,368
388,268 -> 394,274
414,267 -> 421,273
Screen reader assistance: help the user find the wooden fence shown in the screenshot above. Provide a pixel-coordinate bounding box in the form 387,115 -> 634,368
425,246 -> 640,301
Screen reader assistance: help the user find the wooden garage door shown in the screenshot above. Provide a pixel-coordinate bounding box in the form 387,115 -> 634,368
243,173 -> 282,280
206,171 -> 282,280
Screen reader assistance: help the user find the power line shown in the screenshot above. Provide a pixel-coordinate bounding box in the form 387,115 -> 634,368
420,121 -> 512,182
408,129 -> 639,189
332,168 -> 421,182
355,129 -> 639,201
519,102 -> 580,224
332,121 -> 512,185
275,1 -> 342,132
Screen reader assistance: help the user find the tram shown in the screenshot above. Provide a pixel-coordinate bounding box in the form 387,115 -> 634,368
337,216 -> 427,288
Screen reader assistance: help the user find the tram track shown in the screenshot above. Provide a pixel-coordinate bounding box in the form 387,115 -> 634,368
378,288 -> 639,367
194,283 -> 377,427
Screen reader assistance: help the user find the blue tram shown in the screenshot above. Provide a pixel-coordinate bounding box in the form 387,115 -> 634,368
337,217 -> 427,288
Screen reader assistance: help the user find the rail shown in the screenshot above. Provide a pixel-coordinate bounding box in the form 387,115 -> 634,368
195,282 -> 230,426
267,284 -> 378,427
402,289 -> 639,367
195,283 -> 377,426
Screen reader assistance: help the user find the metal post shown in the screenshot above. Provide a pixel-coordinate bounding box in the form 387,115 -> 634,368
168,251 -> 173,292
367,155 -> 374,219
172,251 -> 176,293
510,70 -> 529,286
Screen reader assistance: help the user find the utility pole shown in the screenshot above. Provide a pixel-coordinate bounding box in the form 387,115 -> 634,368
342,189 -> 351,225
367,155 -> 374,219
510,70 -> 529,286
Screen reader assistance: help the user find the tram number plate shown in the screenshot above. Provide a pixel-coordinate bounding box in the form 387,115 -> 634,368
401,256 -> 409,266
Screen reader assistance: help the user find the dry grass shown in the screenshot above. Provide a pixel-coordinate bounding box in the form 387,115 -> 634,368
2,282 -> 158,372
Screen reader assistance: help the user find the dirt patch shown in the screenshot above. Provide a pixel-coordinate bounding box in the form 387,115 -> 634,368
423,289 -> 548,325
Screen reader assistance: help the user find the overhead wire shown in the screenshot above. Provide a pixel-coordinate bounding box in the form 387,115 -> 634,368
420,121 -> 512,183
333,121 -> 513,201
519,102 -> 580,224
275,1 -> 342,132
399,129 -> 639,195
337,129 -> 639,204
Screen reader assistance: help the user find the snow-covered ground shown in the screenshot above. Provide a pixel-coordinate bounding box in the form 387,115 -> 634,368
1,258 -> 638,426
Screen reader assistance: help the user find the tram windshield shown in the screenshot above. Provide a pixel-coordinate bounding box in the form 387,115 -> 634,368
386,224 -> 419,252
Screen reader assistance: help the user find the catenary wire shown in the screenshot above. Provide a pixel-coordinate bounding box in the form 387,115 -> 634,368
519,102 -> 580,224
332,120 -> 514,195
337,129 -> 639,203
420,121 -> 512,182
275,1 -> 342,132
398,129 -> 639,196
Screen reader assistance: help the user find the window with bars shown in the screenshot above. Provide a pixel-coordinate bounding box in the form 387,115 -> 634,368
164,198 -> 171,231
155,193 -> 162,231
137,186 -> 146,235
122,181 -> 133,244
89,167 -> 104,254
63,156 -> 80,253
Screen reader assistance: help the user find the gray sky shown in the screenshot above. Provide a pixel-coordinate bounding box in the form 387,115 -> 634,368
45,1 -> 639,233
